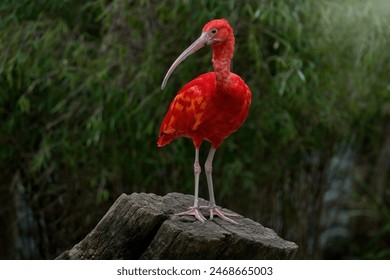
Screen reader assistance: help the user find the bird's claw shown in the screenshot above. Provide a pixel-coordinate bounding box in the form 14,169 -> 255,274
175,206 -> 239,224
200,206 -> 239,224
175,206 -> 207,222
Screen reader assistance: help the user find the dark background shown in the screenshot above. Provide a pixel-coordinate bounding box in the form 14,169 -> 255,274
1,0 -> 389,259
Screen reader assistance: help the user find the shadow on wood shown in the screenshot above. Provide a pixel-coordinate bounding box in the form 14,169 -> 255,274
56,192 -> 298,259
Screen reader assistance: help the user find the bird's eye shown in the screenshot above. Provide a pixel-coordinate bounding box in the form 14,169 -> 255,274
210,28 -> 218,34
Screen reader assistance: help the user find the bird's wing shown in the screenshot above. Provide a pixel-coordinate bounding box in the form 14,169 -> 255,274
158,73 -> 215,147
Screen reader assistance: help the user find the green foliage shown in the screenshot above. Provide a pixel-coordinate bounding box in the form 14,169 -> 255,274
0,0 -> 389,259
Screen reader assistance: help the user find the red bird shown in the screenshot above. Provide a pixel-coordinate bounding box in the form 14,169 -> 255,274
158,19 -> 251,223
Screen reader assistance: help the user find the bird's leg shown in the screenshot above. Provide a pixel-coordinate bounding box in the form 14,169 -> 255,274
202,147 -> 239,224
175,148 -> 207,222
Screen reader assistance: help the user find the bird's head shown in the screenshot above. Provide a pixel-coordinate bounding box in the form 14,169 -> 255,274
202,19 -> 233,47
161,19 -> 233,90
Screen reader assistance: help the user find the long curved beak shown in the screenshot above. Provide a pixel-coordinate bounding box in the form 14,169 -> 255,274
161,32 -> 210,90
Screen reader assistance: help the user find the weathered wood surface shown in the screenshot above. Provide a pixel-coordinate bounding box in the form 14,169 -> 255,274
56,192 -> 298,260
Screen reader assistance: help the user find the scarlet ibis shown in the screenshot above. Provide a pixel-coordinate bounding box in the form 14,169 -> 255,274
158,19 -> 251,223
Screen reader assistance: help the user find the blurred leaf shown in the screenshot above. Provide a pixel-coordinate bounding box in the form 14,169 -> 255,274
18,96 -> 30,113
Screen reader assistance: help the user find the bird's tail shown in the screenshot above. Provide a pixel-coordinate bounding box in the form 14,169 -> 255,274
157,132 -> 173,147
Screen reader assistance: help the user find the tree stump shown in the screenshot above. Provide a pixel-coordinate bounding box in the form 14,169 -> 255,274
56,192 -> 298,260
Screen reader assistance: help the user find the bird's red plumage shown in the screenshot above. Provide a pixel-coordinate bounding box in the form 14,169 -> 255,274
158,71 -> 251,149
158,19 -> 251,149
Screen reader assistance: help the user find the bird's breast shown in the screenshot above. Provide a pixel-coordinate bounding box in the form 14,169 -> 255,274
194,74 -> 251,146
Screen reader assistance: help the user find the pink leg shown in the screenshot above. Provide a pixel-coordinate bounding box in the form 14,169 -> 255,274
175,148 -> 207,222
202,147 -> 239,224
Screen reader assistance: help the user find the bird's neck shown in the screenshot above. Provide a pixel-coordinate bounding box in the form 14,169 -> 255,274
212,36 -> 235,86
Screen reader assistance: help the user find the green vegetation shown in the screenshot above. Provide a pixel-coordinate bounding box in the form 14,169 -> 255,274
0,0 -> 389,259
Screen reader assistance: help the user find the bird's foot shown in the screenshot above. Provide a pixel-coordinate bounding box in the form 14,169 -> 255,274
200,205 -> 239,224
175,206 -> 207,222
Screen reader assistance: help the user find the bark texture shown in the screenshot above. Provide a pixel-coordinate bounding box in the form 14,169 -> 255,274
57,192 -> 298,260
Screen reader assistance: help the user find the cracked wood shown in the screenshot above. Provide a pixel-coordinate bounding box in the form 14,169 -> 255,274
56,192 -> 298,260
